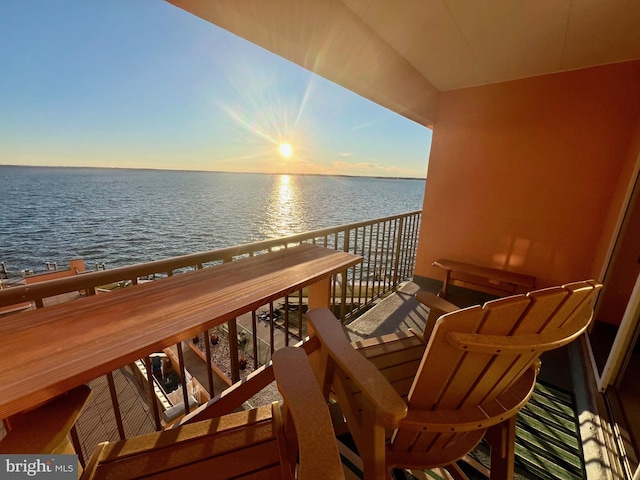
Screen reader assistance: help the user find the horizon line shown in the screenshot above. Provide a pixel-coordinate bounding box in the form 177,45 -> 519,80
0,164 -> 427,181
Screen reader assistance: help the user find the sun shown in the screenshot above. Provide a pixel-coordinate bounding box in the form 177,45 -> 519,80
278,143 -> 293,158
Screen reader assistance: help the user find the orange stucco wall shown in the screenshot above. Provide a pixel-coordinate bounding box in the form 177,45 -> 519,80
415,60 -> 640,289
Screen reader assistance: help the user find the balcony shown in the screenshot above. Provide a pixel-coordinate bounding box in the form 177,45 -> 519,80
0,210 -> 617,478
0,214 -> 417,441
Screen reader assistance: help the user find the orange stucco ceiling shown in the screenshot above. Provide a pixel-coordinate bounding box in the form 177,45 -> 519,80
166,0 -> 640,127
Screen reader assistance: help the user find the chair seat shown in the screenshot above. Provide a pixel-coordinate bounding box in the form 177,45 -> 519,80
82,404 -> 285,479
352,332 -> 426,400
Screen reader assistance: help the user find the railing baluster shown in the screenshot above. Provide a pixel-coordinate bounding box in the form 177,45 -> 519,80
251,310 -> 258,368
144,356 -> 162,431
382,219 -> 391,294
228,319 -> 240,383
364,224 -> 373,304
176,344 -> 190,416
374,222 -> 382,299
339,229 -> 350,319
203,329 -> 215,396
69,425 -> 85,468
380,220 -> 394,290
359,226 -> 366,309
284,296 -> 290,347
106,371 -> 126,440
393,217 -> 403,290
297,290 -> 304,338
350,227 -> 359,315
269,303 -> 275,355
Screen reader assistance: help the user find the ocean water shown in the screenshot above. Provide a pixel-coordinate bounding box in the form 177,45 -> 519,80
0,166 -> 425,277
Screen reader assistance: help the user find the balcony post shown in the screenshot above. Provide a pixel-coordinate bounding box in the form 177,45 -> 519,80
308,278 -> 331,311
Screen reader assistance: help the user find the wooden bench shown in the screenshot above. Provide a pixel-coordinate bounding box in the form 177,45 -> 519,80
432,258 -> 535,299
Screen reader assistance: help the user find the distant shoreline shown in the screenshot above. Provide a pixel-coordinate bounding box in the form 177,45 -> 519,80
0,164 -> 426,181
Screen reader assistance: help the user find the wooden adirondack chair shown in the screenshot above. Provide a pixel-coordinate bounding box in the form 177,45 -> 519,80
307,280 -> 601,480
80,347 -> 345,480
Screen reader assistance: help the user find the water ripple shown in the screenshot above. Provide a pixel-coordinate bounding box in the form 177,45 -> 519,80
0,166 -> 425,276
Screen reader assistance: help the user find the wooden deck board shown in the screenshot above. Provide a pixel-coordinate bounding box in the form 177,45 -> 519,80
74,368 -> 156,461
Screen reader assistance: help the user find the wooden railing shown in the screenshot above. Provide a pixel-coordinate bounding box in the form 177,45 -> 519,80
0,211 -> 421,462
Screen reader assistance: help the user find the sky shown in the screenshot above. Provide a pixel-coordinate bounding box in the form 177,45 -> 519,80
0,1 -> 432,178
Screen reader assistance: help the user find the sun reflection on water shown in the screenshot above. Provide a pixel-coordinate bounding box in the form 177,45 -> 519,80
266,175 -> 300,237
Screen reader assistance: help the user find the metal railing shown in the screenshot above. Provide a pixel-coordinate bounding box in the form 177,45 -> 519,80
0,210 -> 421,461
0,210 -> 420,320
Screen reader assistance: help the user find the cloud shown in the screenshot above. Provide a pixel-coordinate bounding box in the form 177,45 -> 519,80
330,159 -> 420,177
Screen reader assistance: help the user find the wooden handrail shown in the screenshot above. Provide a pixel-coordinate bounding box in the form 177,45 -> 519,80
0,244 -> 361,420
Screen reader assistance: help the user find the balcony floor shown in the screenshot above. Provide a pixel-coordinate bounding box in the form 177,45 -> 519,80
74,367 -> 157,462
1,281 -> 604,479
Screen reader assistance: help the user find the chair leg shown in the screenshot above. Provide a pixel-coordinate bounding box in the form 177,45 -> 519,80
442,463 -> 470,480
358,404 -> 388,480
485,417 -> 516,480
409,469 -> 430,480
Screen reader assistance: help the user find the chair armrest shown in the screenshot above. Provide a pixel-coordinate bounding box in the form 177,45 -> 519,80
0,385 -> 92,454
272,347 -> 344,480
415,290 -> 459,314
307,308 -> 407,428
414,290 -> 459,339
